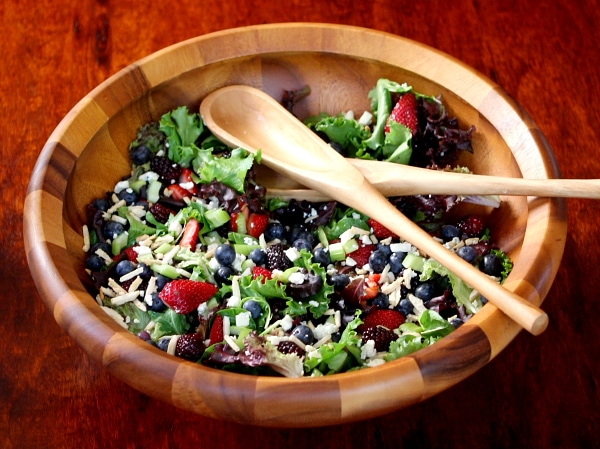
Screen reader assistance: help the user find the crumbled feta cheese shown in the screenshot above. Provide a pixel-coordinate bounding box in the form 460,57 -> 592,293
280,314 -> 294,331
236,311 -> 251,327
358,111 -> 373,126
139,171 -> 159,182
361,340 -> 377,359
312,322 -> 339,341
179,181 -> 194,190
284,247 -> 301,262
227,295 -> 242,308
288,271 -> 306,285
114,180 -> 130,194
390,242 -> 414,253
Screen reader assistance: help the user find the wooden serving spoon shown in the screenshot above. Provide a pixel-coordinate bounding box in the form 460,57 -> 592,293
200,85 -> 548,336
257,159 -> 600,201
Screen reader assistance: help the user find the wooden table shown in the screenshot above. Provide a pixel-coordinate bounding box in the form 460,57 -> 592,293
3,1 -> 599,447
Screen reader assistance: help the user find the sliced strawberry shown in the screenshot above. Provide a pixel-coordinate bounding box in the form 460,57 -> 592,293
362,273 -> 381,300
159,279 -> 218,314
123,246 -> 138,263
209,314 -> 224,346
179,168 -> 199,195
385,92 -> 418,134
252,266 -> 273,282
361,308 -> 406,331
367,218 -> 397,240
180,218 -> 201,248
247,213 -> 269,239
167,184 -> 192,201
347,241 -> 375,267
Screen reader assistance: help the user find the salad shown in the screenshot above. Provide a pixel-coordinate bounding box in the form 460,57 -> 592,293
82,79 -> 512,377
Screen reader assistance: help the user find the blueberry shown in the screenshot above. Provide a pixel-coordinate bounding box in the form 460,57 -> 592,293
264,222 -> 287,242
330,273 -> 350,290
293,238 -> 313,252
214,265 -> 234,285
92,198 -> 110,211
313,247 -> 331,267
130,144 -> 152,165
397,298 -> 413,316
85,254 -> 106,271
342,308 -> 357,325
414,282 -> 436,301
138,263 -> 153,279
90,242 -> 111,255
480,253 -> 503,277
368,249 -> 388,273
389,252 -> 406,274
457,245 -> 477,263
102,221 -> 125,239
376,243 -> 392,258
115,260 -> 136,277
117,188 -> 139,205
149,292 -> 167,312
249,248 -> 267,266
441,224 -> 461,242
450,318 -> 464,328
215,243 -> 236,266
157,337 -> 171,351
243,299 -> 262,319
291,324 -> 314,345
154,274 -> 169,291
372,292 -> 389,309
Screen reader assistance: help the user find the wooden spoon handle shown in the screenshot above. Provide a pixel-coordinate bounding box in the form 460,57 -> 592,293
354,180 -> 549,336
261,159 -> 600,200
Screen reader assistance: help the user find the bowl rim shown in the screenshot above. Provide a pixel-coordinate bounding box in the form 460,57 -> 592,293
23,22 -> 567,427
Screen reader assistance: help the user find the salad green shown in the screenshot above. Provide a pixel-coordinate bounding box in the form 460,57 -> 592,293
83,79 -> 511,377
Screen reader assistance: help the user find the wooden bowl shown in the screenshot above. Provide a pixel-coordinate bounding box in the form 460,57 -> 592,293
23,23 -> 567,427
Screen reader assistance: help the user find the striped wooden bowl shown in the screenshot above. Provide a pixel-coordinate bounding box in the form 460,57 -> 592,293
23,23 -> 567,427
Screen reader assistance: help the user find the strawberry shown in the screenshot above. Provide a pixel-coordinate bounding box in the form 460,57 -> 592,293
167,184 -> 192,201
123,246 -> 138,263
159,279 -> 218,314
209,314 -> 224,345
179,168 -> 199,195
385,92 -> 418,134
367,218 -> 397,240
247,213 -> 269,239
362,273 -> 381,300
361,308 -> 406,331
347,241 -> 375,267
252,266 -> 273,282
179,218 -> 201,248
456,214 -> 486,238
175,333 -> 205,361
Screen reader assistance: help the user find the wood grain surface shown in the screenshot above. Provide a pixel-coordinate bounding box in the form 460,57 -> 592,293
3,0 -> 600,448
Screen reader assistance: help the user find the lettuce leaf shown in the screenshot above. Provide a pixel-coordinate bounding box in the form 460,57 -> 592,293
193,147 -> 256,193
159,106 -> 203,167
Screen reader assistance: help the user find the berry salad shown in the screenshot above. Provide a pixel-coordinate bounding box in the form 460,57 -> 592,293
83,79 -> 512,377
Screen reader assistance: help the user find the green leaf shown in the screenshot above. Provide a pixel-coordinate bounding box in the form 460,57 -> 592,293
193,147 -> 256,192
159,106 -> 204,167
149,309 -> 191,340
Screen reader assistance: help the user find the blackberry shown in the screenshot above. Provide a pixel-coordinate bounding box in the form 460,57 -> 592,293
277,341 -> 306,357
175,333 -> 206,361
361,326 -> 396,352
265,243 -> 292,271
151,155 -> 182,183
149,203 -> 175,224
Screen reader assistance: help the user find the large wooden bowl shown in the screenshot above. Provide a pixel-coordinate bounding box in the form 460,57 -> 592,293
23,23 -> 567,427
